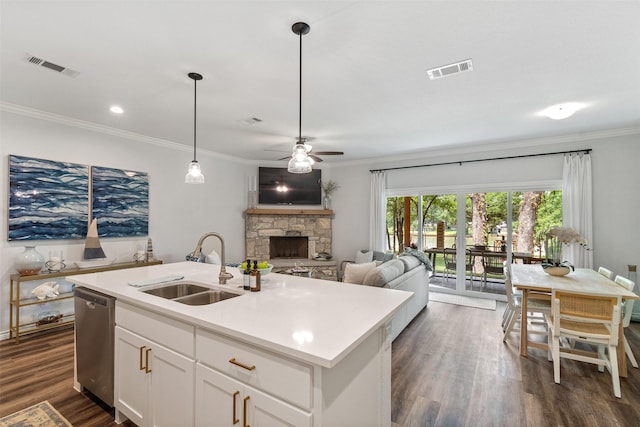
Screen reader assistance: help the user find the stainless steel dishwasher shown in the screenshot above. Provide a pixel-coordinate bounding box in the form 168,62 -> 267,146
74,287 -> 115,407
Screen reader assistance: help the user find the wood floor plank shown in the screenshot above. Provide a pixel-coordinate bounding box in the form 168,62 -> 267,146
1,298 -> 640,426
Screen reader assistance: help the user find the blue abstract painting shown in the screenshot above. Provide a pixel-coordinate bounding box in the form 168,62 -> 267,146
92,166 -> 149,237
8,155 -> 89,240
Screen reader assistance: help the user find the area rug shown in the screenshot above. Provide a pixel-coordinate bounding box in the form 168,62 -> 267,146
430,292 -> 497,311
0,400 -> 73,427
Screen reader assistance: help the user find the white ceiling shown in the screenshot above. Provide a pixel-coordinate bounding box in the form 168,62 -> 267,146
2,1 -> 639,164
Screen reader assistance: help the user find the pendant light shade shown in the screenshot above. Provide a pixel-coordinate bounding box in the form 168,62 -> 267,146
185,72 -> 205,184
288,22 -> 313,174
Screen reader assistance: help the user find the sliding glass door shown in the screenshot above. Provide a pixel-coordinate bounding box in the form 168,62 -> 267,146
385,187 -> 562,299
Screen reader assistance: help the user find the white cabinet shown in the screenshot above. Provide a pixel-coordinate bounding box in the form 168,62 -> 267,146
195,363 -> 311,427
114,302 -> 195,427
115,326 -> 195,427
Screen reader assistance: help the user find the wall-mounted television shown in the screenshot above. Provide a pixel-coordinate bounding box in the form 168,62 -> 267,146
258,167 -> 322,205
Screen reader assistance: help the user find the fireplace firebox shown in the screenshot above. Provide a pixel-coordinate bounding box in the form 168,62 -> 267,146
270,236 -> 309,259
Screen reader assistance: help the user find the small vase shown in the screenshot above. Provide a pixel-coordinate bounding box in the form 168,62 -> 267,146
323,196 -> 331,210
15,246 -> 45,276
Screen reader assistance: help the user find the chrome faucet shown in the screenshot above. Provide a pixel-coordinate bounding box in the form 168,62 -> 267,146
187,232 -> 234,284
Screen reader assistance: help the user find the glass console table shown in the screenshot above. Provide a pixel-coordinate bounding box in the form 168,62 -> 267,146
9,260 -> 162,343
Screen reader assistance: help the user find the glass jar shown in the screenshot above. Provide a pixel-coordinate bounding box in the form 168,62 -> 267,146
15,246 -> 45,275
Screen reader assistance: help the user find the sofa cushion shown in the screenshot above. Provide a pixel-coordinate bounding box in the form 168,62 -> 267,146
344,261 -> 377,284
399,254 -> 422,273
362,259 -> 405,287
401,248 -> 434,272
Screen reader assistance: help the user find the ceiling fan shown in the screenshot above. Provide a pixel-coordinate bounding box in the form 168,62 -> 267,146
277,138 -> 344,163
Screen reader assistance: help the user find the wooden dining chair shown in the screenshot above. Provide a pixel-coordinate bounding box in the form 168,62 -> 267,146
614,275 -> 638,368
546,290 -> 622,398
502,266 -> 550,342
598,266 -> 614,279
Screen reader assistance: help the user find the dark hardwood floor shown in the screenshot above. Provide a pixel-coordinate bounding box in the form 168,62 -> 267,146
1,300 -> 639,426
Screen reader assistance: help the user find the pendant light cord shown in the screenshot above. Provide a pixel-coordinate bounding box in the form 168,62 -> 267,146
193,77 -> 197,162
298,29 -> 303,144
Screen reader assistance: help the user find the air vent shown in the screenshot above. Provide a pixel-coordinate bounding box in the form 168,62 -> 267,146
24,54 -> 80,77
427,59 -> 473,80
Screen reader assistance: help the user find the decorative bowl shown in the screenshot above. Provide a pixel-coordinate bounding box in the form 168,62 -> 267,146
542,264 -> 572,276
238,264 -> 273,276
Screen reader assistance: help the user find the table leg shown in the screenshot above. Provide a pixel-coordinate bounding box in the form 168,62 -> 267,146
520,289 -> 529,356
618,321 -> 628,377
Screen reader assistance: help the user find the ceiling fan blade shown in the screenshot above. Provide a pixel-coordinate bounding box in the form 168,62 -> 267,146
313,151 -> 344,156
277,156 -> 290,161
309,155 -> 323,163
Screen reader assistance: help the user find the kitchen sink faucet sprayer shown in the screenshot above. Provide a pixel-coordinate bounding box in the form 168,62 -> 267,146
187,232 -> 234,284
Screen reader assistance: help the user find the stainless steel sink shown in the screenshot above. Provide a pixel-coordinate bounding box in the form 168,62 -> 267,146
173,290 -> 240,306
142,283 -> 210,299
141,282 -> 242,305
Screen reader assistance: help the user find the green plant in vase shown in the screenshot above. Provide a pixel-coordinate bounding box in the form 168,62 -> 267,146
321,180 -> 340,210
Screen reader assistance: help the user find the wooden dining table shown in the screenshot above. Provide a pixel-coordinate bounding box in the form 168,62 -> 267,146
511,264 -> 639,377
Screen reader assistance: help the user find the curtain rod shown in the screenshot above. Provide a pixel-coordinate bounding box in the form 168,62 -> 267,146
369,148 -> 591,173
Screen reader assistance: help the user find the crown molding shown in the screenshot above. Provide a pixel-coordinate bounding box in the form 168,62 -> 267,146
332,126 -> 640,170
0,102 -> 252,164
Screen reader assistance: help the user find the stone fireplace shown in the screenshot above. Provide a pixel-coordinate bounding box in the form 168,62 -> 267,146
245,209 -> 337,280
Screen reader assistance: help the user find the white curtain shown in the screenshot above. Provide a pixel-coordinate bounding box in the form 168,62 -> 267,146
369,171 -> 386,251
562,153 -> 593,268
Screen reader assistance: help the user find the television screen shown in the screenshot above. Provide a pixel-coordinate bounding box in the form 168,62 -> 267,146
258,167 -> 322,205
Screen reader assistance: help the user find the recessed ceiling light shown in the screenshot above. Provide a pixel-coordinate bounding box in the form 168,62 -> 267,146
110,106 -> 124,114
538,103 -> 586,120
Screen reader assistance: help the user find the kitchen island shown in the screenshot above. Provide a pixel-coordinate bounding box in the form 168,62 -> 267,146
68,261 -> 413,427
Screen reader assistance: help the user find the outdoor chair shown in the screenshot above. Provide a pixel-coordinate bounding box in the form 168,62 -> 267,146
482,255 -> 505,287
546,289 -> 622,398
443,247 -> 475,288
614,275 -> 638,368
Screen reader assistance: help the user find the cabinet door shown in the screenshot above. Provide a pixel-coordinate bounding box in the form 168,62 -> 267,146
247,384 -> 312,427
115,326 -> 149,427
195,364 -> 311,427
196,364 -> 239,427
149,343 -> 195,427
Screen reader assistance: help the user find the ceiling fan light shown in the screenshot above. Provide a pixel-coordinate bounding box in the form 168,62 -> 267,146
185,161 -> 205,184
288,156 -> 312,174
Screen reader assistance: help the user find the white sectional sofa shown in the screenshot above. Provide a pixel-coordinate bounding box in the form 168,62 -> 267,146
343,254 -> 431,340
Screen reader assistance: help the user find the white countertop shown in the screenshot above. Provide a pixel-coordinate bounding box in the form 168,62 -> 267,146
67,261 -> 412,368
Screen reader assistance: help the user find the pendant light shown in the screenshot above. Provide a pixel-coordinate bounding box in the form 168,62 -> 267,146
185,72 -> 205,184
288,22 -> 313,174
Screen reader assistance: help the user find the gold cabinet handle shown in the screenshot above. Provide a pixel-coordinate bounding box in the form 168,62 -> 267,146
232,391 -> 240,425
139,346 -> 146,371
145,348 -> 152,373
243,396 -> 250,427
229,358 -> 256,371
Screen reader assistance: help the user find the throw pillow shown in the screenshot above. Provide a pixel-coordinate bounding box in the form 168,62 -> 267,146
344,261 -> 377,285
355,250 -> 374,264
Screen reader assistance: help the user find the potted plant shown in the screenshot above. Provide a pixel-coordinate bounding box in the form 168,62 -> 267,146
321,180 -> 340,209
542,226 -> 590,276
